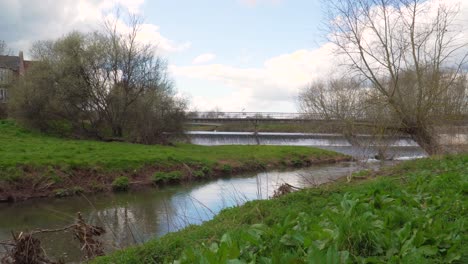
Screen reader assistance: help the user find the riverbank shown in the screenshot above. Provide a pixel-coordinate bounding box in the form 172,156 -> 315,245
94,154 -> 467,263
0,120 -> 349,201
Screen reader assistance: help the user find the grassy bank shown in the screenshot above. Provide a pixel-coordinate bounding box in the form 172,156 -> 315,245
94,154 -> 467,263
0,120 -> 348,201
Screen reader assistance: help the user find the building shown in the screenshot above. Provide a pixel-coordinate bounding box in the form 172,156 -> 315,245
0,51 -> 32,103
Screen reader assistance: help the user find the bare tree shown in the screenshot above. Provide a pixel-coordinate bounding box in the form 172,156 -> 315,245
0,40 -> 7,55
299,76 -> 403,159
205,106 -> 223,118
323,0 -> 468,154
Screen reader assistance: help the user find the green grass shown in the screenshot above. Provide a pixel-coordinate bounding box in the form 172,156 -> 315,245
152,171 -> 183,183
0,120 -> 346,199
0,120 -> 342,172
93,154 -> 467,263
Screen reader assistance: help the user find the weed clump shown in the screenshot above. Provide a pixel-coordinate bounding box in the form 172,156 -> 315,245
193,170 -> 205,178
112,176 -> 130,191
0,167 -> 23,183
201,166 -> 212,176
152,171 -> 183,184
291,158 -> 304,167
221,164 -> 232,174
53,186 -> 84,197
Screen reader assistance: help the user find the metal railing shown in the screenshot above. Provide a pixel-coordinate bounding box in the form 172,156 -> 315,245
186,112 -> 326,120
187,111 -> 468,123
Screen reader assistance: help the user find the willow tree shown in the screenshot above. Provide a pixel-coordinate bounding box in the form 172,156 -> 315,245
322,0 -> 468,154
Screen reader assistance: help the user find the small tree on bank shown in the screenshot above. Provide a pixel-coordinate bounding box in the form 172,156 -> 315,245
319,0 -> 468,154
299,76 -> 405,160
10,15 -> 186,144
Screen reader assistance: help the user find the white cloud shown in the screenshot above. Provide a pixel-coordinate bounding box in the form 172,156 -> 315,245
174,0 -> 468,112
102,14 -> 191,53
192,53 -> 216,64
172,43 -> 338,111
239,0 -> 282,7
0,0 -> 189,56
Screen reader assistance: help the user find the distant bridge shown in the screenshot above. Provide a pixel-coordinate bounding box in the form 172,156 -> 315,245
186,111 -> 468,128
187,111 -> 468,122
186,112 -> 327,123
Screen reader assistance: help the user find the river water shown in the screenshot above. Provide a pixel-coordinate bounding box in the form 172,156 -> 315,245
0,161 -> 396,262
0,132 -> 427,262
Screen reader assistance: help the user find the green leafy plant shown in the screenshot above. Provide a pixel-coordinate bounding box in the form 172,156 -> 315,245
221,164 -> 232,174
193,170 -> 205,178
53,186 -> 84,197
112,176 -> 130,191
201,166 -> 212,176
172,155 -> 467,263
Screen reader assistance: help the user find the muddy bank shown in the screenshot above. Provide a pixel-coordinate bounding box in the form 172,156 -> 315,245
0,156 -> 351,202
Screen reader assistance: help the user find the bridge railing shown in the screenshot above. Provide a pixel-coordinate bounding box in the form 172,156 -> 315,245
186,112 -> 326,120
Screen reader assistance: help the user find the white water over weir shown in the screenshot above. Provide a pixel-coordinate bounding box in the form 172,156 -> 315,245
186,131 -> 427,159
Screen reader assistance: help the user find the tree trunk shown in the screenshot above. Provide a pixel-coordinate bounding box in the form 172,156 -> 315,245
112,126 -> 123,137
405,126 -> 440,155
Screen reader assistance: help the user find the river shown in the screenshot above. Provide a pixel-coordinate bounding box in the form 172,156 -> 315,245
0,161 -> 398,262
0,132 -> 427,262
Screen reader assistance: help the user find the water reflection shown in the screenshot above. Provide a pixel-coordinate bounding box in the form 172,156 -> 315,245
0,161 -> 392,262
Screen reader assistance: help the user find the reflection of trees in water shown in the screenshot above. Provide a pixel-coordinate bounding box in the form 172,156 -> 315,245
90,191 -> 179,248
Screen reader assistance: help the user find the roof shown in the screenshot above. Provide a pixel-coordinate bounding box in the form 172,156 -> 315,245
0,55 -> 20,71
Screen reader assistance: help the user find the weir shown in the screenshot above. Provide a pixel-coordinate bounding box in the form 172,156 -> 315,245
186,131 -> 427,159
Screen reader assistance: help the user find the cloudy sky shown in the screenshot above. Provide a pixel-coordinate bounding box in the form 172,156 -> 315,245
0,0 -> 466,112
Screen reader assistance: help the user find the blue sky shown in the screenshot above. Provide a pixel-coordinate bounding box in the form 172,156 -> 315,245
140,0 -> 326,112
143,0 -> 324,66
2,0 -> 465,112
0,0 -> 330,112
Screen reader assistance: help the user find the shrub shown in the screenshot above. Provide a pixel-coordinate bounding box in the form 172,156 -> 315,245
221,164 -> 233,174
53,186 -> 84,197
292,158 -> 304,167
54,189 -> 69,197
90,182 -> 106,192
194,170 -> 205,178
71,186 -> 84,194
112,176 -> 130,191
201,166 -> 212,176
0,167 -> 23,183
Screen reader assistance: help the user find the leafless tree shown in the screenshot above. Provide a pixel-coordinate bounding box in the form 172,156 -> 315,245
322,0 -> 468,154
299,76 -> 403,159
0,40 -> 7,55
205,106 -> 224,118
